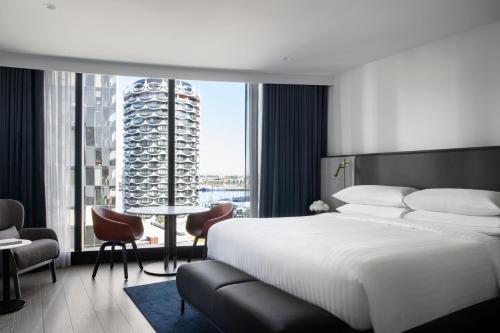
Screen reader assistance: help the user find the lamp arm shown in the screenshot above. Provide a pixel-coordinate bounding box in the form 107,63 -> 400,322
334,164 -> 343,177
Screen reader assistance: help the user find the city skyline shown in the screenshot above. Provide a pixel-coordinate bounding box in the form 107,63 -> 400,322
117,76 -> 246,176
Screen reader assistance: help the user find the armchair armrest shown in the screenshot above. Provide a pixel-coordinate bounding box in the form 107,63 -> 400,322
19,228 -> 59,242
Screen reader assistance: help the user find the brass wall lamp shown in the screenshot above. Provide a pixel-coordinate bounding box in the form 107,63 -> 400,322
334,159 -> 351,188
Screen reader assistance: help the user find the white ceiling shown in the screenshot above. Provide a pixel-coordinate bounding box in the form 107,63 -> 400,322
1,0 -> 500,77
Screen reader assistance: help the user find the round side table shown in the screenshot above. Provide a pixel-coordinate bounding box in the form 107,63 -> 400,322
0,239 -> 31,314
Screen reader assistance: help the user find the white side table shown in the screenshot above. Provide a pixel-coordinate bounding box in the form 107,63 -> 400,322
0,239 -> 31,314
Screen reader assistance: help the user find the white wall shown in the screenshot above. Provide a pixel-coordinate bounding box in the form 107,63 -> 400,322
328,20 -> 500,156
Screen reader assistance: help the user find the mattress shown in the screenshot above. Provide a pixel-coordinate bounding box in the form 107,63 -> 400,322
207,213 -> 500,333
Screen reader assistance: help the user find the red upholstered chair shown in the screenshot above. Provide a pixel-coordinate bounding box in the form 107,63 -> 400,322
91,206 -> 144,280
186,203 -> 234,261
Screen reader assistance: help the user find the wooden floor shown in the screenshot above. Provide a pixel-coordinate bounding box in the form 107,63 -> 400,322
0,262 -> 174,333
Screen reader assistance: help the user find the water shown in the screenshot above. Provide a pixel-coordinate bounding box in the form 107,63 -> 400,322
199,189 -> 250,207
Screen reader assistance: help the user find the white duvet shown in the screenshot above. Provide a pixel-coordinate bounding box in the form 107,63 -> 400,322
207,213 -> 500,333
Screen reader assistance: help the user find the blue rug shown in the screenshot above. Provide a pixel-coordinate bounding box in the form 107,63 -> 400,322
124,281 -> 218,333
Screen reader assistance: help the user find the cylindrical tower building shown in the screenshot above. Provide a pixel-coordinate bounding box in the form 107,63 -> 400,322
123,79 -> 200,209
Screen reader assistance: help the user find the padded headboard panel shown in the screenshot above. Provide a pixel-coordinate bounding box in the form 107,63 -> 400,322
355,146 -> 500,191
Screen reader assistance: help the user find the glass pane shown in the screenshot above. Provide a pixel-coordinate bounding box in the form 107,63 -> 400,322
83,73 -> 120,248
176,80 -> 249,245
193,80 -> 249,213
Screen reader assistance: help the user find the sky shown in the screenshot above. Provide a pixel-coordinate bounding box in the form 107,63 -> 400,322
116,76 -> 246,176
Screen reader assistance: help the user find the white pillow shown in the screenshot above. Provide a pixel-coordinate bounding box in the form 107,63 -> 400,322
337,204 -> 410,219
333,185 -> 418,208
405,210 -> 500,236
404,188 -> 500,216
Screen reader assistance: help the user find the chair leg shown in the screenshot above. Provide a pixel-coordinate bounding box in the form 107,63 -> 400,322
13,273 -> 21,299
188,237 -> 198,263
181,299 -> 185,314
110,242 -> 115,269
92,242 -> 107,279
131,241 -> 143,270
121,243 -> 128,280
50,259 -> 57,282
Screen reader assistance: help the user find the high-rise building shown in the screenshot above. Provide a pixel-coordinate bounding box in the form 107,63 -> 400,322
83,73 -> 118,246
123,79 -> 200,209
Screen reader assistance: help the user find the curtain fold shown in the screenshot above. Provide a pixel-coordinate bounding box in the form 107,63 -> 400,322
0,66 -> 46,227
259,84 -> 328,217
44,71 -> 74,267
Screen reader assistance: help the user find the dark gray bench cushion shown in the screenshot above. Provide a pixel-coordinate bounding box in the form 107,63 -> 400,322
176,260 -> 360,333
177,260 -> 256,318
213,281 -> 352,333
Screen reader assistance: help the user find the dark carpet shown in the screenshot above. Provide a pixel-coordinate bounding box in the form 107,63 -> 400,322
124,280 -> 218,333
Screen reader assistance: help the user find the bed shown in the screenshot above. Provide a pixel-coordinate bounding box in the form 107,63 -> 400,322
208,213 -> 500,332
185,146 -> 500,332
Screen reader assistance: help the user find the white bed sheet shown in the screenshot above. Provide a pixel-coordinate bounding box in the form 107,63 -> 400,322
208,213 -> 500,333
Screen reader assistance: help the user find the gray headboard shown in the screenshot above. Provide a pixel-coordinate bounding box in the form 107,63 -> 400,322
355,146 -> 500,191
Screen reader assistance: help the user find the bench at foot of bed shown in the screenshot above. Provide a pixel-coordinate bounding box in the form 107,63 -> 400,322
176,260 -> 500,333
176,260 -> 364,333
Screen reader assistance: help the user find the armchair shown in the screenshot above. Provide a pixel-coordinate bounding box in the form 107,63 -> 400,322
0,199 -> 59,299
91,206 -> 144,280
186,203 -> 234,262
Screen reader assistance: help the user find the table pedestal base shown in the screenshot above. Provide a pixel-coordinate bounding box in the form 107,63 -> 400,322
0,299 -> 25,314
143,260 -> 188,276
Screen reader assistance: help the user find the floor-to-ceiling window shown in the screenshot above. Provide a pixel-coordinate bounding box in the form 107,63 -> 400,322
77,73 -> 249,249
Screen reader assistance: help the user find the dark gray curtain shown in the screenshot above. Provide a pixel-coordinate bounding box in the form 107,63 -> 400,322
259,84 -> 328,217
0,66 -> 46,228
